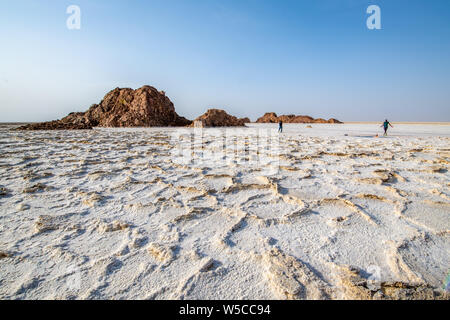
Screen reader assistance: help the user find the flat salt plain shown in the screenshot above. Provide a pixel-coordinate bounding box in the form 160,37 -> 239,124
0,123 -> 449,299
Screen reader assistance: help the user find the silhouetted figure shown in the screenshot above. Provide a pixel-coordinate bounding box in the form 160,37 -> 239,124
278,120 -> 283,133
381,119 -> 393,136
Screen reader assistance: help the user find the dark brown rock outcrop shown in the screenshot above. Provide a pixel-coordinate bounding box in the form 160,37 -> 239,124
190,109 -> 246,127
256,112 -> 342,124
256,112 -> 279,123
16,86 -> 192,130
327,118 -> 342,124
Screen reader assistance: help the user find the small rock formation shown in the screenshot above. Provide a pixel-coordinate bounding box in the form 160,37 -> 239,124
327,118 -> 342,124
256,112 -> 342,124
16,86 -> 192,130
190,109 -> 247,127
256,112 -> 279,123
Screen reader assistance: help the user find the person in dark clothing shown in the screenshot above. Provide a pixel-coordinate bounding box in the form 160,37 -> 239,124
381,119 -> 393,136
278,120 -> 283,133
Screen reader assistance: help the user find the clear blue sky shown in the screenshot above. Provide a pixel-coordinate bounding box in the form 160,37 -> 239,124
1,0 -> 449,122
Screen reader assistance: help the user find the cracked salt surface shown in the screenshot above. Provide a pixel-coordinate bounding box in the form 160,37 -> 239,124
0,123 -> 449,299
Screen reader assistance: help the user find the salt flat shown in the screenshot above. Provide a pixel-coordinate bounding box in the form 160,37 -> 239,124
0,123 -> 449,299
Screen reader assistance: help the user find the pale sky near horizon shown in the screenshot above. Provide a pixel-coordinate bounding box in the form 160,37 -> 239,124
0,0 -> 449,122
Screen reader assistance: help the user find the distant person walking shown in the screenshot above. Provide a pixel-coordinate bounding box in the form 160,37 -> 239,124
278,120 -> 283,133
381,119 -> 393,136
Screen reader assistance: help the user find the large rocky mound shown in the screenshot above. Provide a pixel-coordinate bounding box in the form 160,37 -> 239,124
256,112 -> 342,124
190,109 -> 247,127
16,86 -> 192,130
